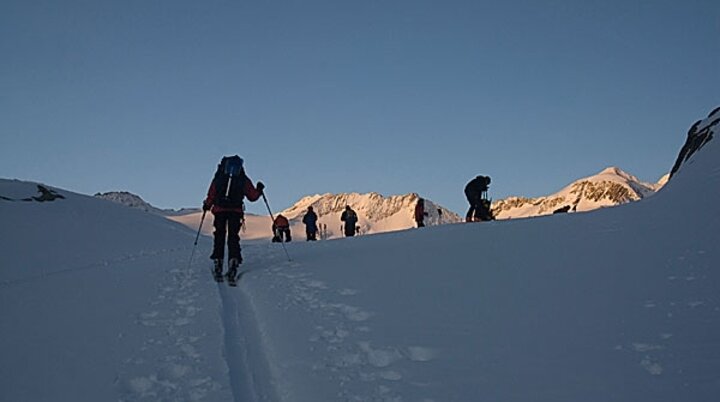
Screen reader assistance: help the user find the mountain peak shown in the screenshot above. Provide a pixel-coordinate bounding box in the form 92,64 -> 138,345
94,191 -> 198,216
95,191 -> 156,212
492,166 -> 665,220
595,166 -> 642,183
599,166 -> 620,174
598,166 -> 626,176
278,192 -> 462,238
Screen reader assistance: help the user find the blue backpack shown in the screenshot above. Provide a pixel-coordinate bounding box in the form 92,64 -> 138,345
214,155 -> 246,207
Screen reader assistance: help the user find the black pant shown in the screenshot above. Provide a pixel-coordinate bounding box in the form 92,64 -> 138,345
306,227 -> 317,241
466,205 -> 479,222
466,196 -> 490,222
211,211 -> 242,261
272,226 -> 291,242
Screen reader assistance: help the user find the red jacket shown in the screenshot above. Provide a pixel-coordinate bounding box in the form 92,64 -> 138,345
204,174 -> 262,214
274,214 -> 289,228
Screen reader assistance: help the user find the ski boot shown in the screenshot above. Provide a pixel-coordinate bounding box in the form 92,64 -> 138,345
226,257 -> 241,286
212,258 -> 224,282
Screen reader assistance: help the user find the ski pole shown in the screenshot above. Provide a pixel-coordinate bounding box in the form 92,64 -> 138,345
261,193 -> 292,262
187,210 -> 207,270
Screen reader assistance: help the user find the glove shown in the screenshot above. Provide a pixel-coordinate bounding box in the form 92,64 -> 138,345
202,201 -> 211,212
256,181 -> 265,193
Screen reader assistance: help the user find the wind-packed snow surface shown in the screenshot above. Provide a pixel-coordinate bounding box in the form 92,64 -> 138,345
1,112 -> 719,401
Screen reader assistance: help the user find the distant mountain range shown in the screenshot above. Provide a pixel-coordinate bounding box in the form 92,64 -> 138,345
94,191 -> 199,216
95,167 -> 668,236
491,167 -> 668,220
95,190 -> 462,239
277,192 -> 462,238
79,106 -> 720,239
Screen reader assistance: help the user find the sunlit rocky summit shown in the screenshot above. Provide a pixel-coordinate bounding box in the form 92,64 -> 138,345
492,167 -> 668,220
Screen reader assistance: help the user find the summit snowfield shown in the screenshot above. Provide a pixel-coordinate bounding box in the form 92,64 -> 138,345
1,107 -> 719,401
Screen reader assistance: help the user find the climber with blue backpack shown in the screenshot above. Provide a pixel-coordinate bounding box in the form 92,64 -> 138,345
203,155 -> 264,282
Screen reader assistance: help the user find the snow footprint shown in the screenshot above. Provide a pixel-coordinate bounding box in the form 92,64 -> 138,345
378,371 -> 403,381
310,326 -> 351,344
331,303 -> 373,322
359,341 -> 402,368
631,343 -> 664,352
406,346 -> 437,362
338,288 -> 359,296
138,311 -> 163,327
641,358 -> 663,375
628,341 -> 666,376
303,279 -> 328,289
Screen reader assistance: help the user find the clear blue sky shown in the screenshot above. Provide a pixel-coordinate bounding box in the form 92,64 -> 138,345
1,0 -> 717,215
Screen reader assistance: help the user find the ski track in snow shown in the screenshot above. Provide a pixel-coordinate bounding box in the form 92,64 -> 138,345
218,273 -> 279,402
263,258 -> 438,402
116,248 -> 227,401
102,243 -> 281,402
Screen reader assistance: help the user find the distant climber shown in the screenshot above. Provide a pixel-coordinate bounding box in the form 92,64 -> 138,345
464,175 -> 493,222
340,205 -> 358,237
320,223 -> 329,240
203,155 -> 264,281
302,206 -> 319,241
272,214 -> 291,242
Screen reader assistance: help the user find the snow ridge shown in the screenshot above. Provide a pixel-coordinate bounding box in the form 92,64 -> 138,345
670,106 -> 719,178
94,191 -> 199,216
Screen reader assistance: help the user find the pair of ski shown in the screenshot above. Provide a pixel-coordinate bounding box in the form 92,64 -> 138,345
213,269 -> 239,286
212,258 -> 242,286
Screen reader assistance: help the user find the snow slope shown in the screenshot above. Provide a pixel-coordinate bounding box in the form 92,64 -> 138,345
0,181 -> 233,401
231,111 -> 720,401
492,166 -> 667,220
1,109 -> 719,401
169,211 -> 273,241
